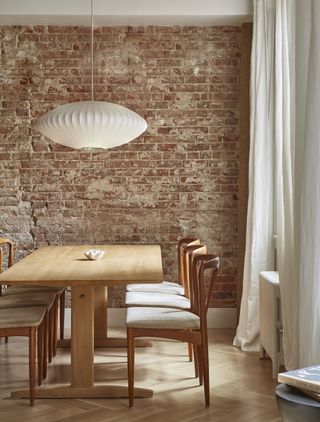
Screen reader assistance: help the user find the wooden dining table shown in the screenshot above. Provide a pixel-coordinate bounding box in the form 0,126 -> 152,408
0,244 -> 163,400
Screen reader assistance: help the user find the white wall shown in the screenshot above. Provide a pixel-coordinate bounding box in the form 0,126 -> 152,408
0,0 -> 253,25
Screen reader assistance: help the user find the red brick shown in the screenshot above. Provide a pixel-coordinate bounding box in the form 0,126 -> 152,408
0,25 -> 241,309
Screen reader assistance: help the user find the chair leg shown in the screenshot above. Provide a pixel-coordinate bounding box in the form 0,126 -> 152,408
53,298 -> 58,357
188,342 -> 193,362
37,320 -> 44,386
43,312 -> 48,379
197,344 -> 203,386
29,327 -> 36,406
127,328 -> 135,408
59,290 -> 65,340
193,344 -> 199,378
202,336 -> 210,407
5,337 -> 8,343
48,308 -> 53,363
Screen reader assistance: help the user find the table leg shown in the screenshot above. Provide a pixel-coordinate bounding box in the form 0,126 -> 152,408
11,285 -> 153,400
94,286 -> 108,339
71,286 -> 94,387
94,286 -> 152,347
58,286 -> 152,348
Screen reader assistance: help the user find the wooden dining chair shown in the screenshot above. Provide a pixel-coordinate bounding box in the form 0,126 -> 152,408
0,292 -> 58,366
126,252 -> 219,407
0,237 -> 14,297
126,236 -> 200,295
125,243 -> 203,309
0,237 -> 66,342
0,238 -> 60,366
125,243 -> 206,362
0,306 -> 47,405
126,236 -> 200,362
6,285 -> 66,341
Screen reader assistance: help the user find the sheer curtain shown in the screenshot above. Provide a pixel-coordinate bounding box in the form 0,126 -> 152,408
235,0 -> 320,370
299,0 -> 320,367
274,0 -> 298,371
234,0 -> 278,352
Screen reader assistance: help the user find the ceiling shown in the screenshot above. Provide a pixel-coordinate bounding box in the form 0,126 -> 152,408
0,0 -> 253,26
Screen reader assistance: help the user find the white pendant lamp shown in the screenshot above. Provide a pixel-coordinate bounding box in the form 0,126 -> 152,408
34,1 -> 147,150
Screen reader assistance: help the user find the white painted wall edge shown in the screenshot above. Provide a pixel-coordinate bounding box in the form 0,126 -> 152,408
0,0 -> 252,25
62,307 -> 237,329
0,0 -> 253,18
0,15 -> 252,26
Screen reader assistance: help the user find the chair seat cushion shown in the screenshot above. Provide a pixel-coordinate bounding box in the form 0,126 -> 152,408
126,281 -> 185,295
0,292 -> 56,310
125,291 -> 190,309
0,306 -> 46,328
126,307 -> 200,330
4,286 -> 65,296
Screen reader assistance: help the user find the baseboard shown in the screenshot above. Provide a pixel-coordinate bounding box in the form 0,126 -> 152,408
62,307 -> 237,329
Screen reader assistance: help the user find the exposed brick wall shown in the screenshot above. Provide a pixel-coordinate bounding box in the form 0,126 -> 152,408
0,25 -> 241,308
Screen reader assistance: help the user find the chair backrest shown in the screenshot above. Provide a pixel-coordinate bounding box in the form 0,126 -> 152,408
177,237 -> 200,288
0,237 -> 14,272
0,237 -> 14,296
183,244 -> 206,299
190,253 -> 219,327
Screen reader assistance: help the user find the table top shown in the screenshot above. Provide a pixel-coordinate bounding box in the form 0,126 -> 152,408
0,244 -> 163,287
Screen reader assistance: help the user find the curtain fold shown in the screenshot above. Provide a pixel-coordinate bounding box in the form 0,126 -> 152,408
274,0 -> 299,371
233,0 -> 275,352
236,0 -> 320,370
299,0 -> 320,367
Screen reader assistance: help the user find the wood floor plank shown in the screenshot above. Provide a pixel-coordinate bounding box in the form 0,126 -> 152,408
0,329 -> 280,421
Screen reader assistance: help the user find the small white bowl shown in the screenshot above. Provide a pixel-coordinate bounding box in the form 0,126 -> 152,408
84,249 -> 104,260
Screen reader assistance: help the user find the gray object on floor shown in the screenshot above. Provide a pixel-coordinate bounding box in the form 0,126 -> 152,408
276,384 -> 320,422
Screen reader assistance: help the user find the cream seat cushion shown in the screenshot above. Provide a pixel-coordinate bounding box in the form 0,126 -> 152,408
4,286 -> 65,296
126,281 -> 185,296
125,291 -> 190,309
0,306 -> 46,328
126,307 -> 200,330
0,292 -> 56,310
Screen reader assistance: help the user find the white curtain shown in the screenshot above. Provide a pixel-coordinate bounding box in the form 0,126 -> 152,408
273,0 -> 298,371
235,0 -> 320,370
299,0 -> 320,367
234,0 -> 278,352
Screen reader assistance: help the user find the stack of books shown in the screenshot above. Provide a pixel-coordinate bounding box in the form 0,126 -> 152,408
278,365 -> 320,402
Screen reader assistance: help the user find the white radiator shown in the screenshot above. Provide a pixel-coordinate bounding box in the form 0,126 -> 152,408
259,271 -> 284,379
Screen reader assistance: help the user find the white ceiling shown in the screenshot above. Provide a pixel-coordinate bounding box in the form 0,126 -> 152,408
0,0 -> 253,25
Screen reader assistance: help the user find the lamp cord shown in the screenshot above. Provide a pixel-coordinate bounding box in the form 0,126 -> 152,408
91,0 -> 94,101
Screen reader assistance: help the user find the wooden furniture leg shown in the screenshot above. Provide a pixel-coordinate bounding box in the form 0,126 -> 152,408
94,286 -> 152,347
188,342 -> 193,362
58,286 -> 152,349
11,285 -> 153,400
71,286 -> 94,387
48,307 -> 53,363
53,297 -> 58,357
60,289 -> 65,340
127,328 -> 135,408
29,327 -> 36,406
37,319 -> 44,386
94,286 -> 108,339
43,312 -> 48,380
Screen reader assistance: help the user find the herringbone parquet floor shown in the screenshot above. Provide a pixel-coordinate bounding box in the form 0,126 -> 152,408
0,329 -> 281,421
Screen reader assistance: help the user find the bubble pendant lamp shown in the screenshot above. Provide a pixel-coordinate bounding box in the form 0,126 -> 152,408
35,0 -> 147,150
